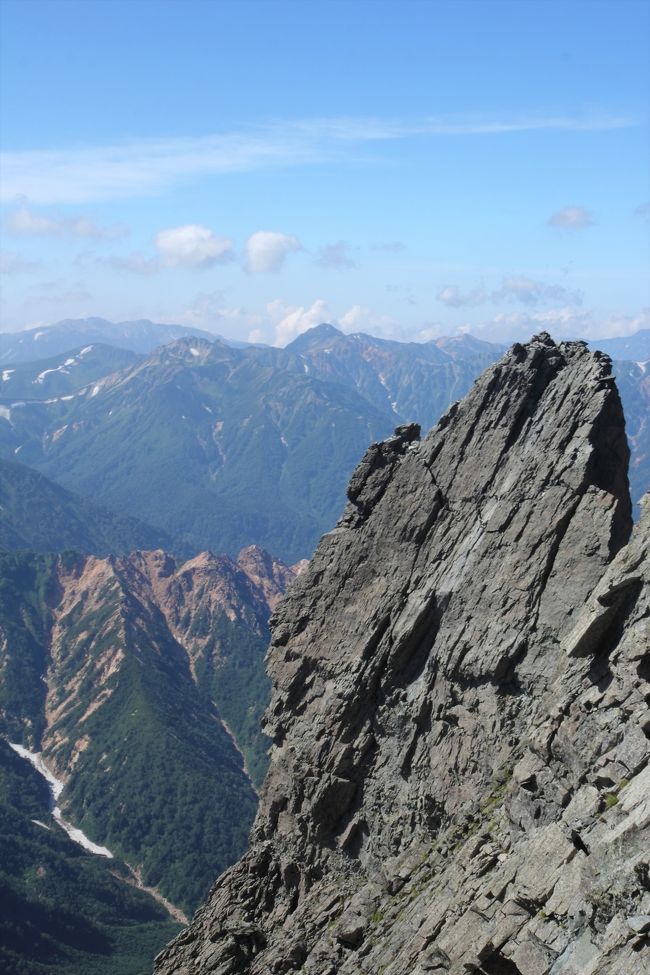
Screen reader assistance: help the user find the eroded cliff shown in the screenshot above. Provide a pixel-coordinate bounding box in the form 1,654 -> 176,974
156,334 -> 649,975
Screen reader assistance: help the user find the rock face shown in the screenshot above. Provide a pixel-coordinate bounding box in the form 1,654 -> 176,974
155,334 -> 649,975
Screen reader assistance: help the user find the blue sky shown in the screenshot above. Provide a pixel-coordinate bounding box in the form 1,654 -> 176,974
0,0 -> 648,344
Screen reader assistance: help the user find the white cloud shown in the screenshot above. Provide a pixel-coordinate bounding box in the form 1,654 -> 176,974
338,304 -> 400,337
0,114 -> 636,204
248,328 -> 267,344
589,307 -> 650,339
245,231 -> 302,273
5,198 -> 125,239
547,206 -> 593,230
267,298 -> 330,345
466,306 -> 650,343
316,241 -> 357,269
437,284 -> 488,307
155,224 -> 234,268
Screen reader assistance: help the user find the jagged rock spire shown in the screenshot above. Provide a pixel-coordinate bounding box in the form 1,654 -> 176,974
156,335 -> 647,975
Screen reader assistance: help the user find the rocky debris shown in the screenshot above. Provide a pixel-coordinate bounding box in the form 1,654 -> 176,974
155,334 -> 648,975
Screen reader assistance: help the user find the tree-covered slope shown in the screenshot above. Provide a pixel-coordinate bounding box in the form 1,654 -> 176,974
0,547 -> 300,917
0,459 -> 174,555
0,338 -> 396,562
0,332 -> 496,562
0,740 -> 181,975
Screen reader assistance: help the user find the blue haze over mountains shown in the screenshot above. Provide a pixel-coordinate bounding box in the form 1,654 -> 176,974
0,318 -> 647,562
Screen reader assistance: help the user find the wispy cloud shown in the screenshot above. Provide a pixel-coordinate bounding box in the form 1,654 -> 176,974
547,205 -> 593,230
634,201 -> 650,224
315,241 -> 357,270
5,198 -> 126,239
437,275 -> 583,308
106,251 -> 161,275
184,290 -> 263,334
0,249 -> 42,274
373,241 -> 406,253
0,113 -> 636,204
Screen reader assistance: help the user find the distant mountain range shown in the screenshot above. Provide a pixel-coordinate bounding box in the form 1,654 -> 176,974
0,325 -> 505,561
0,317 -> 231,364
0,320 -> 647,559
590,327 -> 649,362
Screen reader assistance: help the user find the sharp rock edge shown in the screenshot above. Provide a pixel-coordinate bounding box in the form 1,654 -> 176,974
155,333 -> 649,975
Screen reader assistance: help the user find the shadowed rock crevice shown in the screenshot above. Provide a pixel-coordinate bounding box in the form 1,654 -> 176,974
155,335 -> 647,975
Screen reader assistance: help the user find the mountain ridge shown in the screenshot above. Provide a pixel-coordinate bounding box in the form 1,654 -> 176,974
0,544 -> 302,918
155,333 -> 648,975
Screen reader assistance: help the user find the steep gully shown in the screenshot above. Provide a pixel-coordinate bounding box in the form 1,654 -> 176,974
7,741 -> 190,925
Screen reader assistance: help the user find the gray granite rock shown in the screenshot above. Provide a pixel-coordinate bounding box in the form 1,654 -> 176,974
155,335 -> 649,975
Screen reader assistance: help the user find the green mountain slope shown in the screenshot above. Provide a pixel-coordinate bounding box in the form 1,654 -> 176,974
1,338 -> 397,562
0,547 -> 299,916
0,740 -> 181,975
0,343 -> 140,400
0,459 -> 173,555
0,326 -> 646,562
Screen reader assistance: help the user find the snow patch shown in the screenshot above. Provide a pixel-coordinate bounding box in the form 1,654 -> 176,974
35,368 -> 59,383
90,384 -> 101,397
2,369 -> 14,381
189,347 -> 200,357
635,360 -> 648,374
79,346 -> 93,356
0,406 -> 11,420
8,743 -> 113,858
33,331 -> 46,340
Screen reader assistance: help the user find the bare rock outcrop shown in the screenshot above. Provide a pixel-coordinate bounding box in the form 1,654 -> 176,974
155,334 -> 648,975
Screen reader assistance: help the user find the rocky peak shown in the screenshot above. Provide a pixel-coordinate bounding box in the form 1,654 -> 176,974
237,545 -> 303,612
285,323 -> 344,353
155,335 -> 647,975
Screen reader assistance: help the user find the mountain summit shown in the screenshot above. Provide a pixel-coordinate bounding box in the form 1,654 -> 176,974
155,334 -> 648,975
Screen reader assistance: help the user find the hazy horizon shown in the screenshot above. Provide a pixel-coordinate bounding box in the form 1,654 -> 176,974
1,0 -> 649,345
